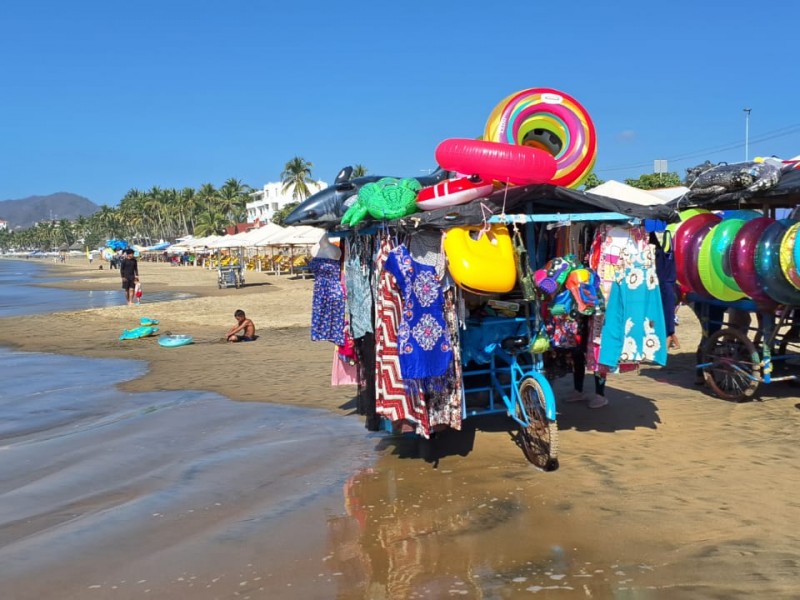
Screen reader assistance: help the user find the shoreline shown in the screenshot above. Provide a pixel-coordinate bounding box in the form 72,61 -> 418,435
0,258 -> 357,413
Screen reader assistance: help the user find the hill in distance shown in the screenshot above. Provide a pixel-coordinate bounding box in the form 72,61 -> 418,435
0,193 -> 100,229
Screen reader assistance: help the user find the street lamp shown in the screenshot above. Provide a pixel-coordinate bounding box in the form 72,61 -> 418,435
744,107 -> 752,161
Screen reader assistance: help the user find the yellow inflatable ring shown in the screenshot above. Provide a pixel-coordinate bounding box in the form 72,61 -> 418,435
444,224 -> 516,294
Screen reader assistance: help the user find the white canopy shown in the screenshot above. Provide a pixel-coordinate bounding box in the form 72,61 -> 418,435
263,226 -> 326,246
589,180 -> 678,206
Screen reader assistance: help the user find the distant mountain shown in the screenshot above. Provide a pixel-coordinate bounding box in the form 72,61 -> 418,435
0,193 -> 100,228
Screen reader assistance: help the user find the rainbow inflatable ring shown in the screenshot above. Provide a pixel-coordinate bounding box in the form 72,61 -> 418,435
483,87 -> 597,188
673,209 -> 800,307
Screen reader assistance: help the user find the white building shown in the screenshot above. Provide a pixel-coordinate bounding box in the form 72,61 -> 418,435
0,219 -> 7,231
246,180 -> 328,226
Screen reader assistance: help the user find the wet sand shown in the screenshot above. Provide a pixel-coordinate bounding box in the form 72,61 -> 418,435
1,259 -> 799,598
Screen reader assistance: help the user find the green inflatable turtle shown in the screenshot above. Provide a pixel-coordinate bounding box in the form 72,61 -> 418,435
340,177 -> 421,227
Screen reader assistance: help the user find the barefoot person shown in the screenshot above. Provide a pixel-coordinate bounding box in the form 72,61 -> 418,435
226,309 -> 256,342
120,248 -> 139,306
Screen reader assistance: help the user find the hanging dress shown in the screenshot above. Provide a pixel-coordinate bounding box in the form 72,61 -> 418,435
373,235 -> 429,433
598,234 -> 668,368
309,256 -> 346,346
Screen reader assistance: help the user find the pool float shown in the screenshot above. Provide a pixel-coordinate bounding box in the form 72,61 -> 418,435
755,220 -> 800,306
683,219 -> 718,298
158,334 -> 194,348
140,317 -> 159,326
730,217 -> 777,307
119,325 -> 159,340
674,213 -> 720,292
708,217 -> 757,293
443,224 -> 516,294
779,222 -> 800,291
415,175 -> 494,211
483,88 -> 597,188
434,138 -> 557,185
697,224 -> 745,301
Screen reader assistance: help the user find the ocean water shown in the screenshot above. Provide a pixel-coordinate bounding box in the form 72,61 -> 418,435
0,259 -> 376,598
0,259 -> 190,317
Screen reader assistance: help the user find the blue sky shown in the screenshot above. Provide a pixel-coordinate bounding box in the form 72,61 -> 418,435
1,0 -> 798,205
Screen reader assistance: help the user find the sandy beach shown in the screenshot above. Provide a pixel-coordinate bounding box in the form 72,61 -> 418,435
2,258 -> 799,599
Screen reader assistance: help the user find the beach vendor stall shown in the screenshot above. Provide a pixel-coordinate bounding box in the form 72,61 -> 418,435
666,157 -> 800,400
290,87 -> 677,469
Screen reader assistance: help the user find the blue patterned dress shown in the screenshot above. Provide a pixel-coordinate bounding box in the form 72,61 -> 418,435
383,245 -> 452,380
309,257 -> 345,346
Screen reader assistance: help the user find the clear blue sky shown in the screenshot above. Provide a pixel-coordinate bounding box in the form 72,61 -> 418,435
2,0 -> 798,206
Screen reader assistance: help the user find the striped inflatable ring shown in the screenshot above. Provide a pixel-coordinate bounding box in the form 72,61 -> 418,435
483,87 -> 597,188
780,222 -> 800,290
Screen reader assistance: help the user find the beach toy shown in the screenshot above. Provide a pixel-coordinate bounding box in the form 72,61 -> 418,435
434,138 -> 557,185
565,268 -> 602,314
674,212 -> 720,291
731,217 -> 777,307
119,325 -> 159,340
708,218 -> 751,292
443,224 -> 516,294
158,334 -> 194,348
415,175 -> 494,210
140,317 -> 159,326
755,220 -> 800,306
779,222 -> 800,290
697,224 -> 745,301
483,88 -> 597,188
340,177 -> 421,227
683,219 -> 717,298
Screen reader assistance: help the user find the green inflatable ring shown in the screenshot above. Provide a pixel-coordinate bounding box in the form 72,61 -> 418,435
698,224 -> 745,301
709,219 -> 746,292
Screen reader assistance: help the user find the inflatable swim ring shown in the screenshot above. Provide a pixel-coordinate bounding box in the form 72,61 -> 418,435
697,224 -> 745,301
755,219 -> 800,306
140,317 -> 159,326
119,325 -> 159,340
730,217 -> 776,307
415,176 -> 494,211
683,219 -> 718,298
158,334 -> 194,348
708,218 -> 749,292
435,138 -> 557,185
443,224 -> 516,294
483,88 -> 597,188
674,213 -> 720,291
779,222 -> 800,291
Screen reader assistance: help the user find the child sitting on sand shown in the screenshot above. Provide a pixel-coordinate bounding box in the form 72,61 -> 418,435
226,309 -> 256,342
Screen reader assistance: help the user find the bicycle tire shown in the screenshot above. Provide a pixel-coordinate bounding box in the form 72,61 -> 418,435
702,327 -> 760,401
517,377 -> 559,471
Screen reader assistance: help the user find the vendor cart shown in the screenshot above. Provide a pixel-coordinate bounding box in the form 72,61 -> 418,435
217,264 -> 244,289
329,188 -> 674,470
695,296 -> 800,401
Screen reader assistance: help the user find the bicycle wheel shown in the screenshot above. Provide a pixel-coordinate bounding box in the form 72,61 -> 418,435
517,377 -> 559,471
702,327 -> 760,401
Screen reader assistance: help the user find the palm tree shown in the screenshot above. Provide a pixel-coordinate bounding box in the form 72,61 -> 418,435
218,178 -> 251,224
281,157 -> 315,201
351,164 -> 368,178
194,208 -> 230,237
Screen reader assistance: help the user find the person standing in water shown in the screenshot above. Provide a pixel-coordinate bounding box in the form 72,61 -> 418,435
120,248 -> 139,306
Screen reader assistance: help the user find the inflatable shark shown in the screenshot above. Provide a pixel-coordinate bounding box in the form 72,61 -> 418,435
284,166 -> 452,227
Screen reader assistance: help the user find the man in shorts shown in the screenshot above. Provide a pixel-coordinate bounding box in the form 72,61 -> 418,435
226,309 -> 256,342
120,248 -> 139,306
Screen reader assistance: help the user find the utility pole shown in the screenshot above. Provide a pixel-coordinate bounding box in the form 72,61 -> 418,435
744,107 -> 752,161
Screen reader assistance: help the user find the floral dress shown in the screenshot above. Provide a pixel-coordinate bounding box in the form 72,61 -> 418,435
383,244 -> 453,382
309,257 -> 345,346
597,233 -> 667,368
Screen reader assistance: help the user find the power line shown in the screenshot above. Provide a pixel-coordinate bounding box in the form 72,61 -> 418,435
596,122 -> 800,174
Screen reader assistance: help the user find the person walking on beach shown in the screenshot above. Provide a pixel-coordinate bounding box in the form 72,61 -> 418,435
227,309 -> 256,342
120,248 -> 139,306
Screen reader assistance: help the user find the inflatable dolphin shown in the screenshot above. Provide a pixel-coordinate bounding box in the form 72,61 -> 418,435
284,166 -> 452,227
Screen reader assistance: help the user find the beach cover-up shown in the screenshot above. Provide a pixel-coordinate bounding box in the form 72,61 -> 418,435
309,257 -> 345,346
